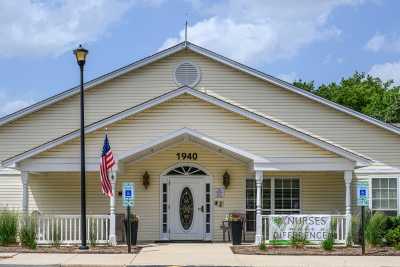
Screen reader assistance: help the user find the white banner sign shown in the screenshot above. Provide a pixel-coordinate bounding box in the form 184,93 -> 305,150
270,215 -> 331,241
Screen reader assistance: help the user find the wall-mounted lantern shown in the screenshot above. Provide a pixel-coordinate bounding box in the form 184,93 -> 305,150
223,171 -> 230,189
143,171 -> 150,189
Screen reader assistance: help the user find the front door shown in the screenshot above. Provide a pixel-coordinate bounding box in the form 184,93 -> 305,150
169,177 -> 205,240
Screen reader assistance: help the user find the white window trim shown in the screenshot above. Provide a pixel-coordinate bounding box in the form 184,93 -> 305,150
244,176 -> 302,232
368,177 -> 400,215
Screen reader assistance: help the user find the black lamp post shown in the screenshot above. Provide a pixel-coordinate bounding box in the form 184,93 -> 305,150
74,44 -> 89,250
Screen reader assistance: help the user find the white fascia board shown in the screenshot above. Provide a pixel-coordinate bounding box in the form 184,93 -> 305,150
0,43 -> 187,126
187,43 -> 400,136
253,158 -> 356,171
2,86 -> 372,168
0,167 -> 20,175
17,157 -> 106,172
355,164 -> 400,175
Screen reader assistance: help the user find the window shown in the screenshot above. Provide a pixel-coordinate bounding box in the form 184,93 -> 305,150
245,177 -> 300,232
274,178 -> 300,214
245,179 -> 271,232
371,178 -> 398,216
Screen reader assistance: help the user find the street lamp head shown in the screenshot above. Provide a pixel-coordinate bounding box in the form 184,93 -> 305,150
74,44 -> 88,66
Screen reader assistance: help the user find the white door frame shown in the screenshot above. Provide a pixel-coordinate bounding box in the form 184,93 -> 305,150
159,163 -> 213,241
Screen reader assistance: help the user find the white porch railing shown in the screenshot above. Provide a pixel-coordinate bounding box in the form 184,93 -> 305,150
36,215 -> 110,245
262,214 -> 349,244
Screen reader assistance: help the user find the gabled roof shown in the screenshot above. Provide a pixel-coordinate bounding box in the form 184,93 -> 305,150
1,41 -> 399,136
2,86 -> 372,167
117,127 -> 268,165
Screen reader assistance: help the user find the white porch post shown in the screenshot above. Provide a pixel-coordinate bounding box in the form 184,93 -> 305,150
21,171 -> 29,215
255,170 -> 263,245
344,170 -> 352,243
109,171 -> 117,245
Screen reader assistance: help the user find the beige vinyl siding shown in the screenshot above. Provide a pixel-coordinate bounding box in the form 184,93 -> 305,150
28,172 -> 109,215
0,170 -> 22,210
26,142 -> 347,241
264,171 -> 345,214
1,50 -> 400,169
26,141 -> 250,241
117,141 -> 249,241
32,94 -> 337,162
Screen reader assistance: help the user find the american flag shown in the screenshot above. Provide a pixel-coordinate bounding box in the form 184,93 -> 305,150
100,134 -> 115,197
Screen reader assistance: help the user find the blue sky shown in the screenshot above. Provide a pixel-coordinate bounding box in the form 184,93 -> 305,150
1,0 -> 400,117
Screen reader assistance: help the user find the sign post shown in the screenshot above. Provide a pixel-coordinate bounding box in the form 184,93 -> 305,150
357,181 -> 369,255
122,182 -> 135,253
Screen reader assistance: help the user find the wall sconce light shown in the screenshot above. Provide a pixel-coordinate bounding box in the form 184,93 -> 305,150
143,171 -> 150,189
223,171 -> 230,189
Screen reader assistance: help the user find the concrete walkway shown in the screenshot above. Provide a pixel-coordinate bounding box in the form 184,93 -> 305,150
1,243 -> 400,267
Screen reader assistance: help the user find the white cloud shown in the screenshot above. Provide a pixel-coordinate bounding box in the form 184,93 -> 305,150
0,0 -> 163,57
276,72 -> 298,83
365,33 -> 400,53
368,61 -> 400,84
161,0 -> 365,64
0,91 -> 33,117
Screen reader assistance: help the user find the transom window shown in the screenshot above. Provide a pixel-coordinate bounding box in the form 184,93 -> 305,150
245,177 -> 300,232
166,166 -> 207,176
371,178 -> 398,216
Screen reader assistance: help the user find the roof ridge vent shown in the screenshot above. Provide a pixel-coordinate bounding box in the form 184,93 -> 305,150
174,61 -> 201,87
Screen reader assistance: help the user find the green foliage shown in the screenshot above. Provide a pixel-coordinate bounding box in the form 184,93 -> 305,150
51,223 -> 61,248
0,209 -> 19,245
365,212 -> 387,246
322,220 -> 336,251
385,226 -> 400,246
395,243 -> 400,251
269,239 -> 289,246
290,223 -> 309,248
322,237 -> 334,251
259,242 -> 267,251
293,72 -> 400,123
19,215 -> 37,249
89,220 -> 97,247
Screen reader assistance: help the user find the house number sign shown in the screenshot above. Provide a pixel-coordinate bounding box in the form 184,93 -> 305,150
176,152 -> 198,160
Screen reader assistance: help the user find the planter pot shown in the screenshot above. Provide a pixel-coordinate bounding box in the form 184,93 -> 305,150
231,220 -> 242,245
124,219 -> 138,245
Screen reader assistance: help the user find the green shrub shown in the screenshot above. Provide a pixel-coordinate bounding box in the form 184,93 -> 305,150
322,237 -> 334,251
259,242 -> 267,251
290,223 -> 309,248
0,209 -> 19,245
385,226 -> 400,246
19,215 -> 37,249
395,243 -> 400,251
365,212 -> 386,246
51,223 -> 61,248
89,220 -> 97,247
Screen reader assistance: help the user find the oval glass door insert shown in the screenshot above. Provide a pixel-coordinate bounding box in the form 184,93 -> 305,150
179,187 -> 194,230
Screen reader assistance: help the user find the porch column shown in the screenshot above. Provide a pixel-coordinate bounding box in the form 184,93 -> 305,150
21,171 -> 29,215
255,170 -> 263,245
109,171 -> 117,246
344,170 -> 352,243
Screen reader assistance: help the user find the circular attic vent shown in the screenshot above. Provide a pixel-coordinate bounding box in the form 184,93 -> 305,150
174,61 -> 201,87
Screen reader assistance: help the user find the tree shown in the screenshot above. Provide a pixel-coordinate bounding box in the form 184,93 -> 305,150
293,72 -> 400,123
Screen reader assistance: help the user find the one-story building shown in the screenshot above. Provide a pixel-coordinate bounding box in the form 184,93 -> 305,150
0,41 -> 399,245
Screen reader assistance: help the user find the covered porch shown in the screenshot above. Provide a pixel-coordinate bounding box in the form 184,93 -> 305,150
13,128 -> 370,245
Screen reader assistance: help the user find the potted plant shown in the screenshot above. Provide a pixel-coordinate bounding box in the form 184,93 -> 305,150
228,213 -> 242,245
124,214 -> 139,245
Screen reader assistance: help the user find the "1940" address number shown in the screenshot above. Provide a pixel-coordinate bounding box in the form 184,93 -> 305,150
176,152 -> 198,160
